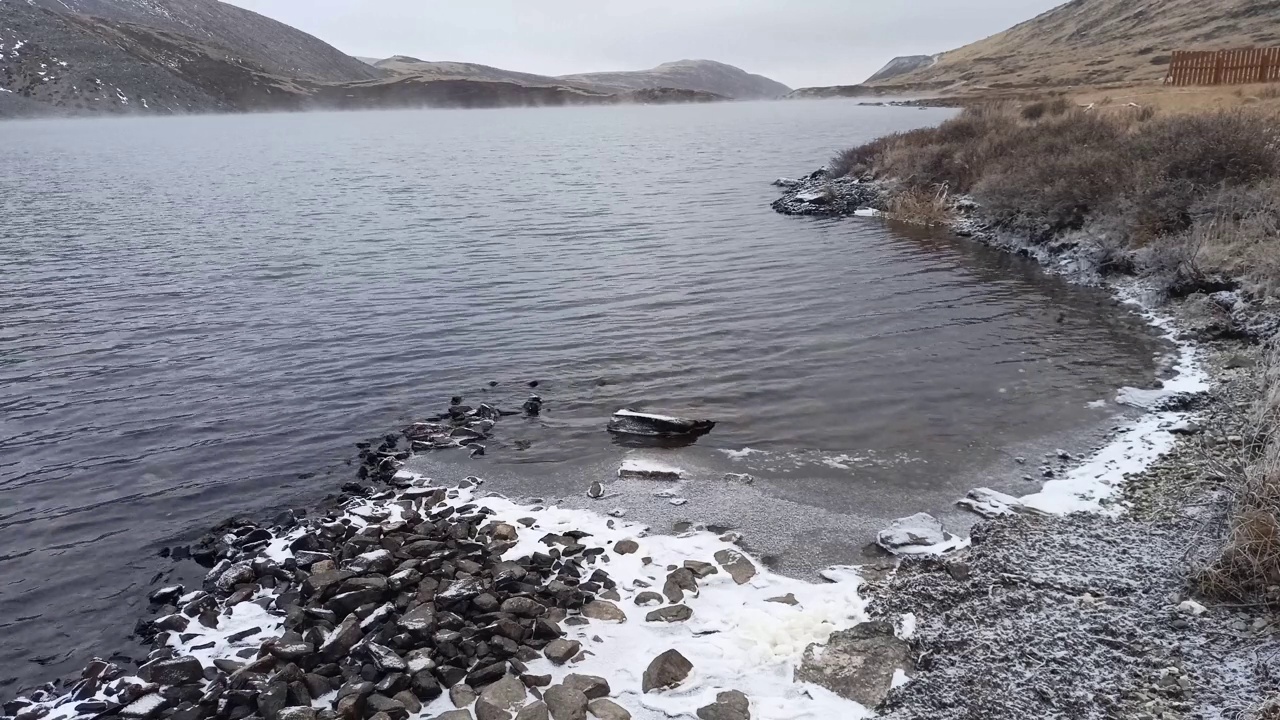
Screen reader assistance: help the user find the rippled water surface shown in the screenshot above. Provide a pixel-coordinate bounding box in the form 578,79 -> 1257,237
0,101 -> 1165,691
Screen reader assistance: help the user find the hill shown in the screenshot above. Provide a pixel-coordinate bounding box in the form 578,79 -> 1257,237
865,55 -> 938,83
866,0 -> 1280,90
0,5 -> 726,117
24,0 -> 381,83
558,59 -> 791,99
372,56 -> 603,92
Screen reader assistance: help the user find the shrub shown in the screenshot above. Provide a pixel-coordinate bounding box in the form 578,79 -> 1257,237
830,104 -> 1280,295
1196,347 -> 1280,603
885,186 -> 954,227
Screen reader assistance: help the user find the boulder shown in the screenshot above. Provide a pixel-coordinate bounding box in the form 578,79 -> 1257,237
713,549 -> 756,585
543,685 -> 588,720
586,699 -> 630,720
794,621 -> 911,708
434,712 -> 475,720
478,675 -> 526,714
137,656 -> 204,685
543,639 -> 581,666
876,513 -> 947,552
642,650 -> 693,693
580,601 -> 626,623
696,691 -> 750,720
277,709 -> 317,720
607,410 -> 714,440
319,616 -> 364,661
561,674 -> 609,700
633,592 -> 664,607
612,540 -> 639,555
514,703 -> 548,720
646,605 -> 693,623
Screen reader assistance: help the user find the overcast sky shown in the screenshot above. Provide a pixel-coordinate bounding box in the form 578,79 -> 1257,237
225,0 -> 1063,88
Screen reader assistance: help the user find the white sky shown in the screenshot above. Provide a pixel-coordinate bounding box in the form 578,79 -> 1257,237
225,0 -> 1065,88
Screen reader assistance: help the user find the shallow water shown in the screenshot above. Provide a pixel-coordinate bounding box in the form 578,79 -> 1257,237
0,100 -> 1165,692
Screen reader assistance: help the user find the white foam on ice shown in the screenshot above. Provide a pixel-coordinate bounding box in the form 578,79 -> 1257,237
82,477 -> 878,720
1018,284 -> 1209,514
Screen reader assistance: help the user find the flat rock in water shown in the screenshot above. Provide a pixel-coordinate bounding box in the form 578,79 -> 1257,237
607,409 -> 715,440
617,457 -> 685,481
956,487 -> 1038,519
876,513 -> 947,552
794,621 -> 910,709
643,649 -> 693,693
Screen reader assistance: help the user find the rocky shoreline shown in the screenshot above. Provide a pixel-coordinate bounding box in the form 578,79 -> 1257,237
7,165 -> 1279,720
771,169 -> 1280,718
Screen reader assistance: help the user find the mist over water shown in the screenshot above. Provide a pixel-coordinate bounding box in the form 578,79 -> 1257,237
0,100 -> 1164,691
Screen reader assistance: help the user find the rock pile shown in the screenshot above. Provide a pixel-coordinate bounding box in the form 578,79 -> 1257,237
29,477 -> 643,720
769,171 -> 884,217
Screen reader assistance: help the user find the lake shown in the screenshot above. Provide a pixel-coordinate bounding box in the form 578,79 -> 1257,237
0,100 -> 1165,692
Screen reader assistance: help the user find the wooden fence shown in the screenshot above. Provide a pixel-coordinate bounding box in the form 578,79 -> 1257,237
1167,48 -> 1280,86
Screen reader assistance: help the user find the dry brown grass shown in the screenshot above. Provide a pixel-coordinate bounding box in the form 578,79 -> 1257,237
835,103 -> 1280,296
885,186 -> 954,227
1196,348 -> 1280,603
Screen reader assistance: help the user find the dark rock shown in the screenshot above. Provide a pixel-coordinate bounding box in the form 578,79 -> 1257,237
683,561 -> 718,578
586,699 -> 630,720
465,661 -> 508,688
643,650 -> 693,693
500,597 -> 546,618
515,704 -> 548,720
365,695 -> 408,720
696,690 -> 750,720
277,708 -> 317,720
633,592 -> 664,607
560,675 -> 609,700
319,616 -> 364,661
138,656 -> 205,685
542,684 -> 588,720
542,639 -> 580,666
713,549 -> 757,585
663,569 -> 698,603
579,601 -> 625,623
258,682 -> 289,720
612,540 -> 639,556
646,605 -> 693,623
449,684 -> 477,708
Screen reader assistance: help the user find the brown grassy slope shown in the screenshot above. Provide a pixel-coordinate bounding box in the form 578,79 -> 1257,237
870,0 -> 1280,90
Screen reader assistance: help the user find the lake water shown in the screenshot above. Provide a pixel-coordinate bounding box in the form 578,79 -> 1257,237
0,100 -> 1166,693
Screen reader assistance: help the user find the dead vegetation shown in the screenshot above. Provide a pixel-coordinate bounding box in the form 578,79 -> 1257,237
833,102 -> 1280,298
1195,346 -> 1280,604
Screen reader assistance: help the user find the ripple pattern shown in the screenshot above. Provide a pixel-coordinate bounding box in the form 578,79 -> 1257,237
0,101 -> 1163,690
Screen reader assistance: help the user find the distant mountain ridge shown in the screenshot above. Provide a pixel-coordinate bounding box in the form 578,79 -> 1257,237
0,2 -> 779,117
559,59 -> 791,99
